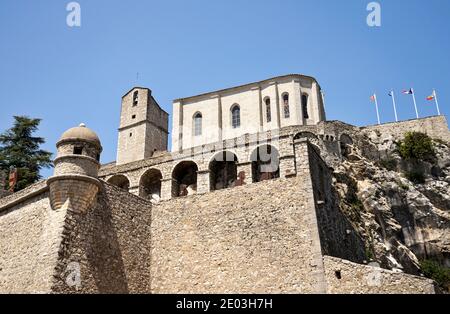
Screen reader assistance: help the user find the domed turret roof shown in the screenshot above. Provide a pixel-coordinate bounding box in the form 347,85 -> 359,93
59,123 -> 101,146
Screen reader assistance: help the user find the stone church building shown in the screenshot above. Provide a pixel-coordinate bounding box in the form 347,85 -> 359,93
0,74 -> 447,293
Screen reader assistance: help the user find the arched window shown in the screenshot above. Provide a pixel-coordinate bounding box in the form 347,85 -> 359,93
209,151 -> 238,191
193,112 -> 202,136
265,98 -> 271,122
139,168 -> 163,200
282,93 -> 290,118
107,175 -> 130,192
231,105 -> 240,129
302,94 -> 309,119
250,145 -> 280,183
132,90 -> 139,106
172,161 -> 198,197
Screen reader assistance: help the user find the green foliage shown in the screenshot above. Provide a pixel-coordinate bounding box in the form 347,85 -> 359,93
365,247 -> 374,261
0,116 -> 52,192
420,259 -> 450,291
397,182 -> 410,191
405,170 -> 425,184
379,158 -> 397,171
345,177 -> 364,213
397,132 -> 436,162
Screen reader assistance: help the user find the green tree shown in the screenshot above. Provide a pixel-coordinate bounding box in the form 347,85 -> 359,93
397,132 -> 436,162
0,116 -> 52,192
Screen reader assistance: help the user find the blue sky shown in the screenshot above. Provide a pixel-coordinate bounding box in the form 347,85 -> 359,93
1,0 -> 449,178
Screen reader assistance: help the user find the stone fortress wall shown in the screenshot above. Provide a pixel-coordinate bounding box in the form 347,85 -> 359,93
148,139 -> 436,293
0,72 -> 448,293
0,181 -> 153,293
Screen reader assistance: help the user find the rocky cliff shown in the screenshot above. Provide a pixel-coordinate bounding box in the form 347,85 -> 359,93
332,129 -> 450,291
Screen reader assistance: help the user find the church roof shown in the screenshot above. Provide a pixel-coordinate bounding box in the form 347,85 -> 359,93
173,74 -> 321,103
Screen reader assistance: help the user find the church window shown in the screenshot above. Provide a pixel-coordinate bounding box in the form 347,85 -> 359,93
283,93 -> 290,118
132,90 -> 138,106
193,112 -> 202,136
231,105 -> 240,129
302,94 -> 309,119
265,98 -> 271,122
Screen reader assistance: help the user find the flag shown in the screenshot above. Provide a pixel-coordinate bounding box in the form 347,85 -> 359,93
370,95 -> 376,101
402,89 -> 413,95
8,167 -> 17,192
426,91 -> 435,101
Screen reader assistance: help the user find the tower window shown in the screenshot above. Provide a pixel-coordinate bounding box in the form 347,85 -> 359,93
73,146 -> 83,155
302,94 -> 309,119
129,132 -> 133,137
132,90 -> 139,106
283,93 -> 290,118
231,105 -> 240,129
96,154 -> 100,162
132,114 -> 136,119
265,98 -> 271,122
193,112 -> 202,136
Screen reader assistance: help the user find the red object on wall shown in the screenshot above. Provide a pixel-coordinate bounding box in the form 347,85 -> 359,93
8,168 -> 17,192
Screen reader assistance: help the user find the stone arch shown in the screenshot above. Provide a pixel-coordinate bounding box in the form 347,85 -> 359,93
107,174 -> 130,191
340,134 -> 353,158
209,151 -> 238,191
250,144 -> 280,183
139,168 -> 163,200
294,131 -> 320,147
172,160 -> 199,197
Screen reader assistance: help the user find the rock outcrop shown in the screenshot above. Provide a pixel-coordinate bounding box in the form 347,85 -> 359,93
332,131 -> 450,287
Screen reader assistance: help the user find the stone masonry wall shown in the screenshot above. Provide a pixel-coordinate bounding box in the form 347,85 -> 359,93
307,143 -> 366,263
51,182 -> 152,293
0,182 -> 67,293
362,115 -> 450,143
323,255 -> 436,294
150,168 -> 327,293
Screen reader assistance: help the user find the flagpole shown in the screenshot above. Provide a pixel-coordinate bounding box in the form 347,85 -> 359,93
433,89 -> 441,116
391,90 -> 398,122
374,94 -> 381,125
411,88 -> 419,119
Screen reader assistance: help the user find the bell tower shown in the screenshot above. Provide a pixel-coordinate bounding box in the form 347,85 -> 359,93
117,87 -> 169,165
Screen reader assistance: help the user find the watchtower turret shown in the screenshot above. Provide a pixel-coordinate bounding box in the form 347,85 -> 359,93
47,123 -> 102,213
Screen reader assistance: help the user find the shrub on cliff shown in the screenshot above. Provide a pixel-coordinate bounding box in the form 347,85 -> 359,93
397,132 -> 436,162
405,170 -> 425,184
420,259 -> 450,292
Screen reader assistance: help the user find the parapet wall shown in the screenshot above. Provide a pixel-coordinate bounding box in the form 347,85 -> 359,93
361,115 -> 450,142
323,256 -> 436,294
